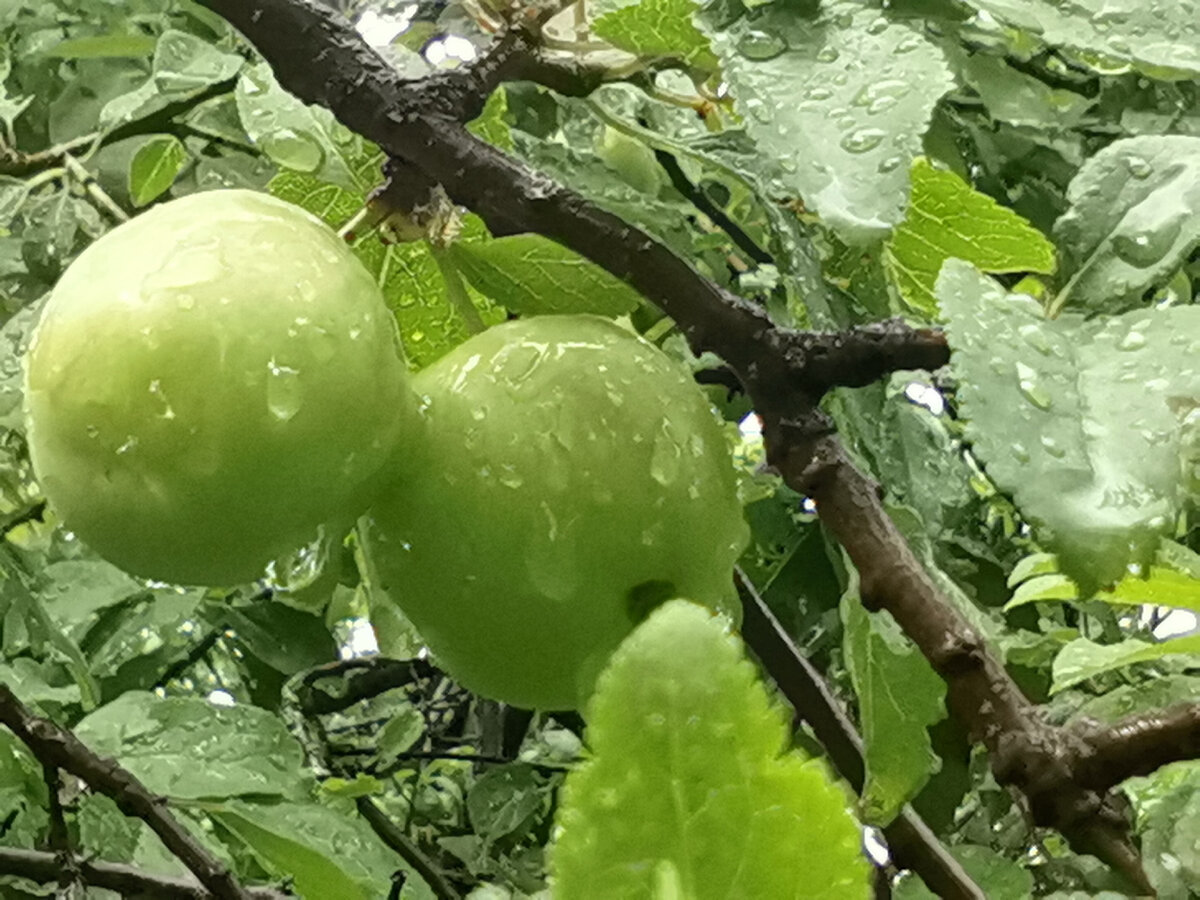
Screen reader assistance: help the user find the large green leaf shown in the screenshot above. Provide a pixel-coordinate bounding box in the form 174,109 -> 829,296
885,158 -> 1055,315
705,1 -> 953,243
552,600 -> 869,899
74,692 -> 311,800
936,260 -> 1200,591
1055,136 -> 1200,313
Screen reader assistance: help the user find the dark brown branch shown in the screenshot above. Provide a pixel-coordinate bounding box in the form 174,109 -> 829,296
737,571 -> 986,900
0,685 -> 255,900
774,434 -> 1151,893
1076,702 -> 1200,791
296,657 -> 440,716
778,321 -> 950,391
0,846 -> 291,899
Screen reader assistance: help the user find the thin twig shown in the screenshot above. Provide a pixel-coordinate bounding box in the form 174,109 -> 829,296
357,796 -> 462,900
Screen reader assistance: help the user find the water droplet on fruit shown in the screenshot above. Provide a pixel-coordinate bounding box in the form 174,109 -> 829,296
116,435 -> 138,455
266,358 -> 302,421
148,379 -> 176,420
650,420 -> 682,486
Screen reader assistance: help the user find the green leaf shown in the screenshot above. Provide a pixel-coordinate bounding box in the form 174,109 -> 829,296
1072,674 -> 1200,724
153,29 -> 243,94
467,764 -> 545,842
705,1 -> 953,243
1051,634 -> 1200,693
1055,136 -> 1200,314
449,234 -> 641,317
895,844 -> 1034,900
1006,574 -> 1079,609
211,799 -> 435,898
221,602 -> 336,674
592,0 -> 716,69
936,260 -> 1200,592
1007,553 -> 1060,588
884,158 -> 1055,315
237,63 -> 355,190
945,46 -> 1095,130
963,0 -> 1200,75
552,600 -> 870,899
1094,568 -> 1200,614
467,87 -> 514,152
210,804 -> 372,900
38,559 -> 145,626
47,33 -> 157,59
0,658 -> 81,709
74,692 -> 311,800
128,134 -> 189,207
842,592 -> 945,826
0,729 -> 49,846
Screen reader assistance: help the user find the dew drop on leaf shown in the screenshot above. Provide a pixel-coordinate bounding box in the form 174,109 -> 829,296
736,29 -> 787,61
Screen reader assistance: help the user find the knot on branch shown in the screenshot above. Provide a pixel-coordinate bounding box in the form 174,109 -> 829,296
776,319 -> 949,395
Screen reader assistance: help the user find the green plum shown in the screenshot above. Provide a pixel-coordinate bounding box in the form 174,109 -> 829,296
365,315 -> 748,710
25,189 -> 414,586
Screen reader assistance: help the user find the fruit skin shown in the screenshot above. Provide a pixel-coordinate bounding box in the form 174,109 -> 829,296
365,315 -> 748,710
25,189 -> 413,586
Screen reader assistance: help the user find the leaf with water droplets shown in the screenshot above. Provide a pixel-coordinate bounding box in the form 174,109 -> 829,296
210,799 -> 431,899
552,600 -> 870,899
74,692 -> 311,801
703,1 -> 953,243
236,63 -> 355,190
964,0 -> 1200,76
946,45 -> 1095,130
885,158 -> 1056,315
1055,135 -> 1200,313
937,260 -> 1200,592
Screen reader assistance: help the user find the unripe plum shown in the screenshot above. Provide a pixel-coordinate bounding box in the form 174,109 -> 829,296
25,189 -> 413,586
365,315 -> 748,710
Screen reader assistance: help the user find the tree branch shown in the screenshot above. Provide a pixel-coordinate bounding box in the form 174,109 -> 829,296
1076,702 -> 1200,791
0,846 -> 291,899
0,686 -> 256,900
